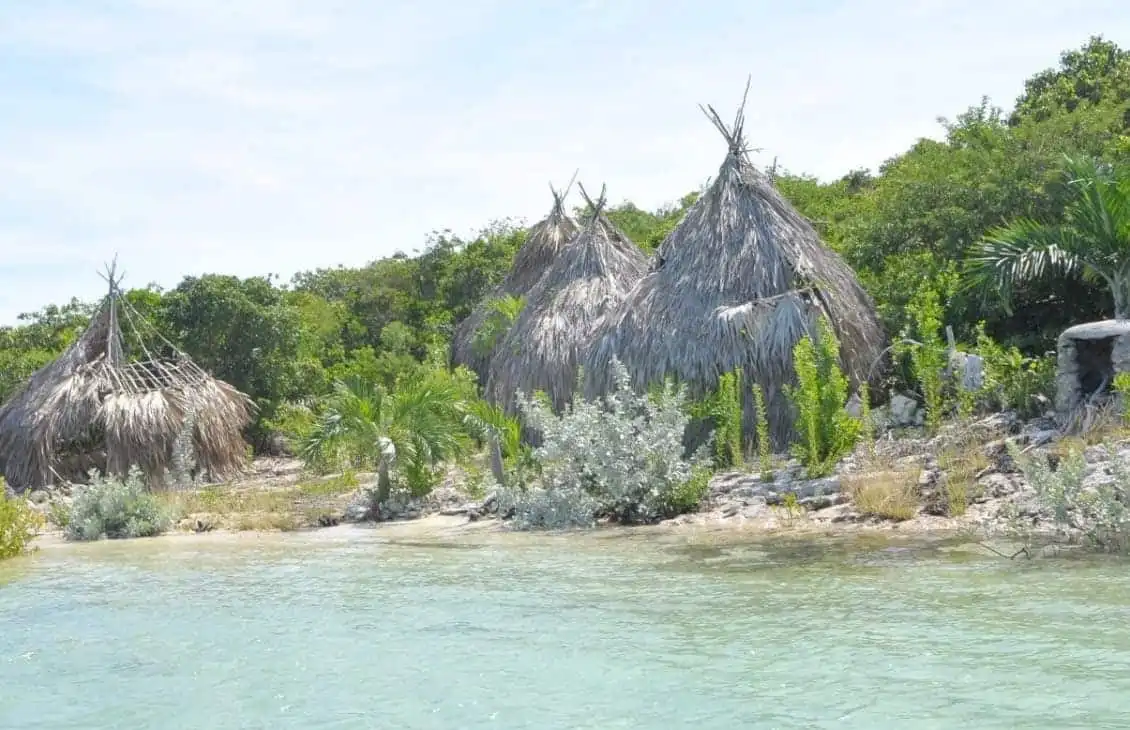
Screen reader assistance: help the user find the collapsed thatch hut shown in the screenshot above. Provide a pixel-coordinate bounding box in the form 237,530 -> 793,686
583,89 -> 886,448
0,265 -> 254,491
451,176 -> 581,385
484,184 -> 648,416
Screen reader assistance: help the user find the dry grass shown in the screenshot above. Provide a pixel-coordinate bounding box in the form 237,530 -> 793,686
937,448 -> 990,517
485,183 -> 648,415
451,178 -> 581,385
842,469 -> 920,521
1053,409 -> 1130,455
0,290 -> 253,491
582,88 -> 885,449
157,473 -> 360,532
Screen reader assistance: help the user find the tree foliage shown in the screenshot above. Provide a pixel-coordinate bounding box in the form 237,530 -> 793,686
2,37 -> 1129,452
297,367 -> 487,500
967,155 -> 1130,318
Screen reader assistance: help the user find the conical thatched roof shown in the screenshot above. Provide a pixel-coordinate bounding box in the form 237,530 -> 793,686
451,176 -> 581,385
484,184 -> 648,416
0,264 -> 254,491
583,88 -> 886,447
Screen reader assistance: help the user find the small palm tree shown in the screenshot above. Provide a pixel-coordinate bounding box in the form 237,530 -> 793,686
299,373 -> 472,504
967,155 -> 1130,318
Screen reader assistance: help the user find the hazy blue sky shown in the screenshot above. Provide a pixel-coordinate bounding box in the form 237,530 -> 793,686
1,0 -> 1128,324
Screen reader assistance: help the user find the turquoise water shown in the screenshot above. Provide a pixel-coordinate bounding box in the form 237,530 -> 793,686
2,528 -> 1130,729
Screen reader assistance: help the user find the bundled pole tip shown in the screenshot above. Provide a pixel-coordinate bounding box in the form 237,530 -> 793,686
577,182 -> 608,220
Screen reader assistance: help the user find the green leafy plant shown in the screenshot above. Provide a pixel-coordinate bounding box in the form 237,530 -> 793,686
66,467 -> 171,541
262,400 -> 319,452
47,500 -> 71,529
503,358 -> 710,528
857,382 -> 876,461
752,383 -> 774,482
968,155 -> 1130,319
690,369 -> 745,469
777,491 -> 804,523
1114,372 -> 1130,424
900,276 -> 953,433
472,294 -> 525,356
786,319 -> 862,478
299,369 -> 474,502
973,323 -> 1055,418
462,398 -> 528,487
663,465 -> 713,516
1,488 -> 44,559
1007,443 -> 1130,553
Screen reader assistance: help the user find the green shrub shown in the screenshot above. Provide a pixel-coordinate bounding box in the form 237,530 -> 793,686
690,369 -> 744,469
473,294 -> 525,356
786,319 -> 862,478
901,278 -> 952,433
503,358 -> 710,529
752,383 -> 774,482
299,368 -> 475,500
974,323 -> 1055,418
1114,372 -> 1130,425
47,501 -> 71,529
65,467 -> 172,541
263,401 -> 318,452
1011,443 -> 1130,553
1,488 -> 44,560
663,466 -> 713,515
857,382 -> 876,461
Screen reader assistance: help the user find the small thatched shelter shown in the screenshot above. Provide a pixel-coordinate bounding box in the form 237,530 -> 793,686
451,176 -> 581,385
484,184 -> 648,416
583,88 -> 886,448
0,264 -> 254,491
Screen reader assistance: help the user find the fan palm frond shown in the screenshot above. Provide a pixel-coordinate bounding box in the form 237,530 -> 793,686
965,155 -> 1130,318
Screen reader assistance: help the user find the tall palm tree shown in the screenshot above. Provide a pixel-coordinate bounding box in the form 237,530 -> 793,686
967,155 -> 1130,319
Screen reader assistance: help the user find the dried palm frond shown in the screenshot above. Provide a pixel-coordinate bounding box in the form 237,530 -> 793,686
0,262 -> 254,491
583,86 -> 887,448
484,183 -> 648,416
451,174 -> 581,384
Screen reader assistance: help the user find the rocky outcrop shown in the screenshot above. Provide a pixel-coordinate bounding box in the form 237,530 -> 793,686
1056,319 -> 1130,413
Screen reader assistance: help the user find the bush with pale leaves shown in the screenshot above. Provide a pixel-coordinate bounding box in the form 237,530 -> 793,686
502,359 -> 710,529
66,467 -> 172,541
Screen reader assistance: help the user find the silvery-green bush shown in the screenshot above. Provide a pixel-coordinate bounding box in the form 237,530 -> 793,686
1012,443 -> 1130,552
503,359 -> 710,529
66,466 -> 172,541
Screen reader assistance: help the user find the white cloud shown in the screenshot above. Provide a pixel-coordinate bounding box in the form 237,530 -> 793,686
1,0 -> 1128,322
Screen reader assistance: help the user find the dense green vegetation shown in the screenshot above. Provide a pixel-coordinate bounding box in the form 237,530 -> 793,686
2,38 -> 1129,491
0,479 -> 44,558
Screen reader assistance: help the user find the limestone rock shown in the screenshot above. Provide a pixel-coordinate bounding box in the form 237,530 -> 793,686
342,497 -> 374,523
888,394 -> 920,427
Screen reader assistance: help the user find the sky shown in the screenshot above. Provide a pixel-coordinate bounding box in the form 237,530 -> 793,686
1,0 -> 1129,325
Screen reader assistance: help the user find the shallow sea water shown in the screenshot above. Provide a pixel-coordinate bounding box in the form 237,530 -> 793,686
2,527 -> 1129,729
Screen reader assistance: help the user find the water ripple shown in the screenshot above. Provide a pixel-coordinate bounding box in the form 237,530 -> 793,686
2,535 -> 1129,729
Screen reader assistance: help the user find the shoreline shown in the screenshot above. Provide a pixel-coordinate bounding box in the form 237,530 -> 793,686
23,502 -> 988,556
12,409 -> 1096,559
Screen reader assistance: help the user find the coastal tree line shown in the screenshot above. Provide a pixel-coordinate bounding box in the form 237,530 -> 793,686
1,36 -> 1129,447
3,35 -> 1130,555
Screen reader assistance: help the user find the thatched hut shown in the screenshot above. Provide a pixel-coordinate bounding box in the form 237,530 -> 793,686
451,176 -> 581,385
583,91 -> 886,448
484,184 -> 648,416
0,266 -> 254,491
